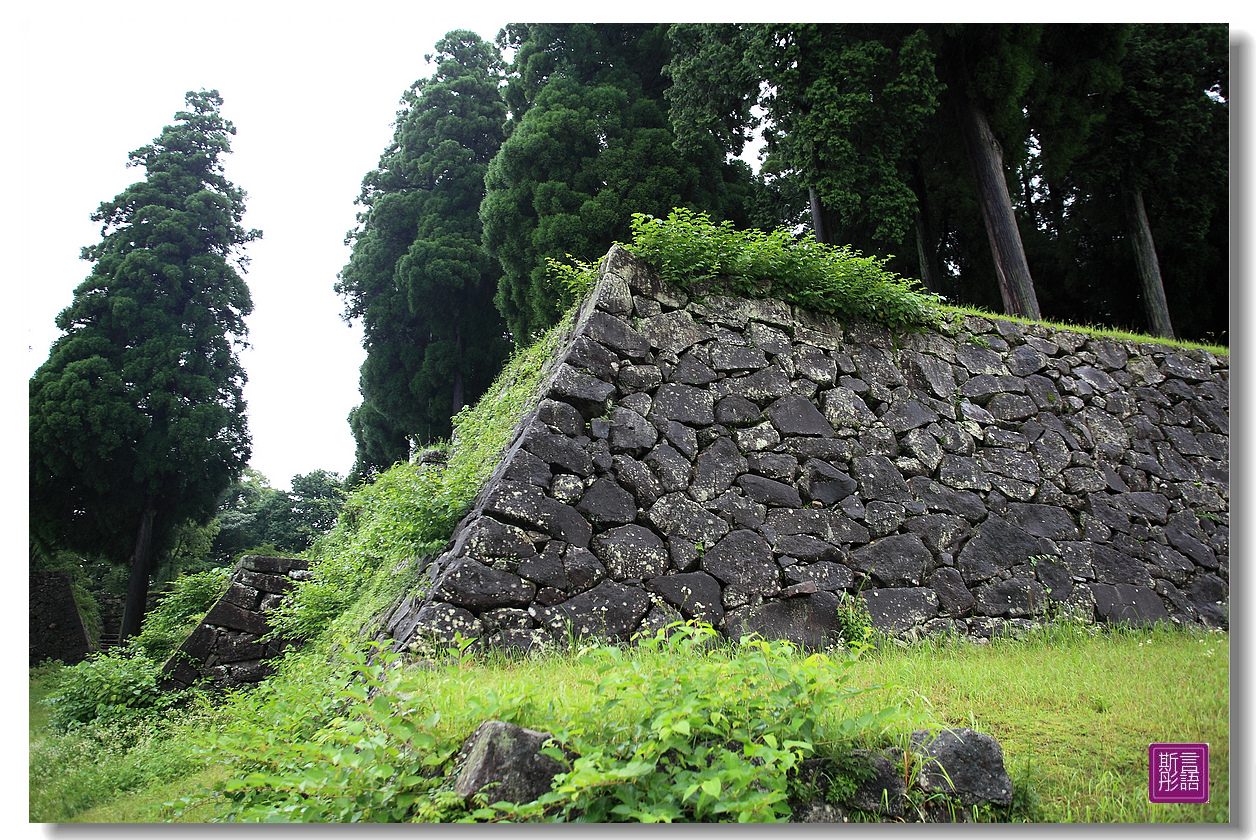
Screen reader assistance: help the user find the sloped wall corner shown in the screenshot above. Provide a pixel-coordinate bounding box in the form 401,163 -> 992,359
380,245 -> 1228,653
159,554 -> 308,689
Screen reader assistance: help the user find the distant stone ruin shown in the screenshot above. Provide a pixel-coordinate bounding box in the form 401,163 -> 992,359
159,554 -> 308,690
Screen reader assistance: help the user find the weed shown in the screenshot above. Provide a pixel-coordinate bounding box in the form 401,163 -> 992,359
625,208 -> 942,331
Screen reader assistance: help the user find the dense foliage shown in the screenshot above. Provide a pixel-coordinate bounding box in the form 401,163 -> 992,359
664,23 -> 1228,342
189,625 -> 908,823
29,90 -> 258,641
337,31 -> 512,479
211,468 -> 348,559
480,23 -> 756,344
626,208 -> 941,329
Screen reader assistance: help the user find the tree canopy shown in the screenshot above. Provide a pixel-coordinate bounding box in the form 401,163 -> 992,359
30,89 -> 259,641
663,23 -> 1227,341
481,23 -> 756,343
336,31 -> 512,480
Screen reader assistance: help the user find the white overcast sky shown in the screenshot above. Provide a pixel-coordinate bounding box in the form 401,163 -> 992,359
6,3 -> 1252,497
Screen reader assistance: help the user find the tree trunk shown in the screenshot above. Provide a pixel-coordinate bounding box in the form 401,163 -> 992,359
451,323 -> 465,416
954,96 -> 1041,319
1123,179 -> 1176,340
914,209 -> 940,294
119,498 -> 157,643
808,187 -> 829,245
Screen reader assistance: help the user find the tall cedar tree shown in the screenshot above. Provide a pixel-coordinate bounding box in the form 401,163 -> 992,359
1052,24 -> 1228,340
481,23 -> 755,343
336,32 -> 511,480
667,23 -> 1224,330
30,90 -> 258,642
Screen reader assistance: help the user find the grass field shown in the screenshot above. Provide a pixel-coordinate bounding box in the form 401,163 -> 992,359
30,621 -> 1228,823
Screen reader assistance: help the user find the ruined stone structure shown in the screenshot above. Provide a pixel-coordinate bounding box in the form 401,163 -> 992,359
30,571 -> 93,666
377,245 -> 1227,654
159,554 -> 308,690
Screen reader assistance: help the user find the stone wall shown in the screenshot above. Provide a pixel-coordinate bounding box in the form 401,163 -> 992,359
381,245 -> 1228,653
159,554 -> 308,690
30,571 -> 93,666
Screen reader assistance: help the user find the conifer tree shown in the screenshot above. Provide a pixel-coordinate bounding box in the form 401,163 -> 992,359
337,31 -> 510,479
481,23 -> 754,343
29,90 -> 258,641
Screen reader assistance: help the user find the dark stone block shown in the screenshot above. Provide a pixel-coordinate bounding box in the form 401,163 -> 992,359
575,478 -> 637,527
533,580 -> 651,642
454,516 -> 537,560
435,559 -> 536,610
518,548 -> 570,591
204,601 -> 272,636
647,571 -> 725,626
861,587 -> 939,634
1188,574 -> 1228,628
536,398 -> 585,436
221,581 -> 262,611
608,407 -> 658,454
725,590 -> 846,650
454,720 -> 567,805
785,561 -> 854,592
1088,583 -> 1171,627
585,310 -> 650,357
735,473 -> 803,508
765,394 -> 835,437
850,533 -> 931,587
956,515 -> 1054,585
561,547 -> 606,593
645,444 -> 694,493
714,395 -> 762,426
238,571 -> 292,595
928,567 -> 975,615
523,425 -> 594,477
550,363 -> 616,418
1004,503 -> 1080,541
974,578 -> 1048,618
909,728 -> 1014,806
691,437 -> 748,502
853,455 -> 912,503
702,529 -> 780,595
908,477 -> 987,522
217,633 -> 269,664
773,534 -> 842,563
592,524 -> 669,580
565,335 -> 618,380
646,493 -> 730,545
612,455 -> 663,509
649,383 -> 715,426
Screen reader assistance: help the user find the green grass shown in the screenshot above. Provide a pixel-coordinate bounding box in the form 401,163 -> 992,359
849,623 -> 1229,822
30,622 -> 1228,823
942,303 -> 1228,357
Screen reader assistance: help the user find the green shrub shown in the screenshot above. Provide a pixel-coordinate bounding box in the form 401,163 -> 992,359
625,208 -> 941,329
44,648 -> 174,731
834,591 -> 875,650
496,624 -> 908,823
132,568 -> 231,661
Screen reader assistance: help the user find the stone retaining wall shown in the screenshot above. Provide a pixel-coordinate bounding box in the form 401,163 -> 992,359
159,554 -> 308,689
382,245 -> 1228,653
30,571 -> 93,666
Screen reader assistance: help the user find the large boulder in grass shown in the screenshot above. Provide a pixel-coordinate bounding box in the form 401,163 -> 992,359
909,728 -> 1014,807
454,721 -> 567,806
